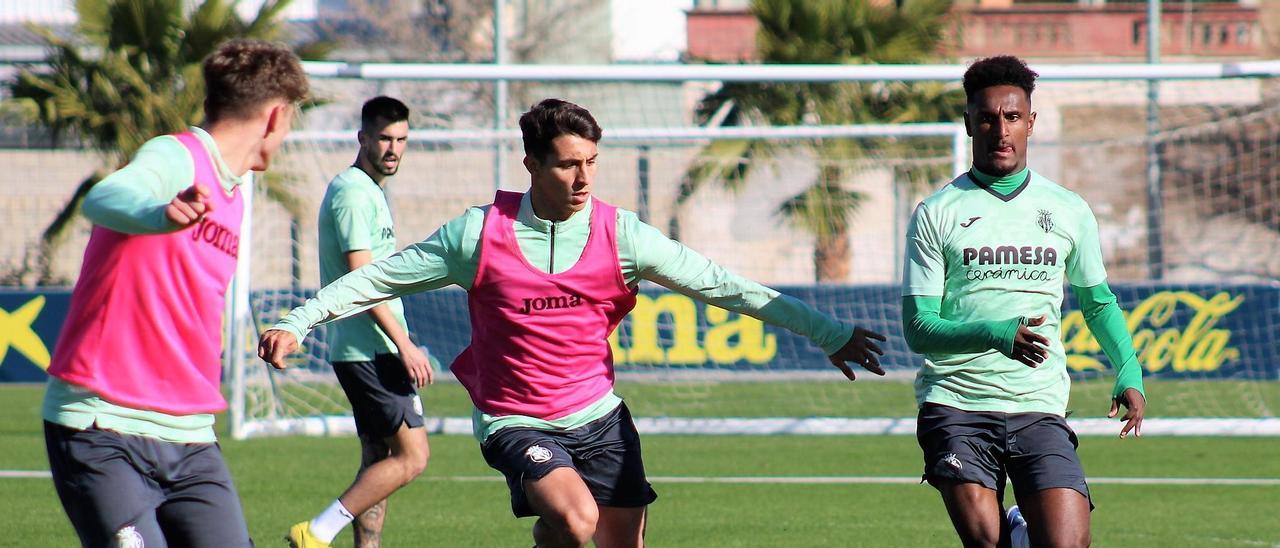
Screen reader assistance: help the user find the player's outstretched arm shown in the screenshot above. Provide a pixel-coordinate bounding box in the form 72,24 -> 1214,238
627,216 -> 864,365
258,329 -> 299,369
826,327 -> 887,381
1072,282 -> 1147,438
83,137 -> 210,234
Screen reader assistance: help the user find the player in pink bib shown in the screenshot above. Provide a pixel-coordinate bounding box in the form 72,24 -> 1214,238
260,99 -> 888,548
453,188 -> 636,419
50,131 -> 243,415
42,40 -> 308,548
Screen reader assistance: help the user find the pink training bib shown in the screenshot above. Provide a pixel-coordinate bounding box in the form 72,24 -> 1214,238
48,132 -> 243,415
450,190 -> 637,419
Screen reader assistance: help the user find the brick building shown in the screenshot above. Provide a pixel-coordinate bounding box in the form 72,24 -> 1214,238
686,1 -> 1263,62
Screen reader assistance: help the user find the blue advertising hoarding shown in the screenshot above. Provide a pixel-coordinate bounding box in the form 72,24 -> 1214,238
2,284 -> 1276,382
0,290 -> 71,382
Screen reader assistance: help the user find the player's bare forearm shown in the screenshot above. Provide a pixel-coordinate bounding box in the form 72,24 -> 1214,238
366,303 -> 433,387
346,249 -> 411,347
347,249 -> 432,386
366,302 -> 413,349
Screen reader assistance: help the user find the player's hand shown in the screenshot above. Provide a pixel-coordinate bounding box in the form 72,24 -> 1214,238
257,329 -> 299,370
397,344 -> 434,388
1109,387 -> 1145,439
827,327 -> 887,381
1010,315 -> 1050,368
165,184 -> 214,227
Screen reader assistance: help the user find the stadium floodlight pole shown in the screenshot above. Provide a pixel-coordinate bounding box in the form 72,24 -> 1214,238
493,0 -> 508,192
1147,0 -> 1164,280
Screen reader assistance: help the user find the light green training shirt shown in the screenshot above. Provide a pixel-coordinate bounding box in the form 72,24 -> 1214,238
275,193 -> 854,441
318,166 -> 406,361
43,127 -> 243,443
903,168 -> 1108,415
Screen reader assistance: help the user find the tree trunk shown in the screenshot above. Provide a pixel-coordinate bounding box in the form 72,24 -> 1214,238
1261,0 -> 1280,101
37,171 -> 102,284
812,163 -> 854,282
814,228 -> 851,282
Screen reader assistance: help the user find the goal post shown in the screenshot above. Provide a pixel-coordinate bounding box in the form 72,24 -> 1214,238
225,61 -> 1280,439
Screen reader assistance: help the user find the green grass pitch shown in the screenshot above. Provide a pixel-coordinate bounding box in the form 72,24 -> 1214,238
2,383 -> 1279,546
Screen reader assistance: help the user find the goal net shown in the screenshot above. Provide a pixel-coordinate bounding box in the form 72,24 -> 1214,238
226,64 -> 1280,439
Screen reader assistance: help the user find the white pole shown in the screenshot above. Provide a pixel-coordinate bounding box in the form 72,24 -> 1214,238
951,125 -> 967,180
493,0 -> 508,192
226,172 -> 254,440
301,60 -> 1280,82
287,123 -> 964,144
1146,0 -> 1164,279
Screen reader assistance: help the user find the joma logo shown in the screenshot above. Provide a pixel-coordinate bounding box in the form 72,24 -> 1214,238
517,294 -> 583,314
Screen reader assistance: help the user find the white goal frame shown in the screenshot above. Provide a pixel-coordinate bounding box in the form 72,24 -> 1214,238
226,61 -> 1280,439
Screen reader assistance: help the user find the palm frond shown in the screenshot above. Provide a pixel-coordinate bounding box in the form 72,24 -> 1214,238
257,171 -> 307,219
776,178 -> 866,239
676,0 -> 959,280
7,0 -> 334,282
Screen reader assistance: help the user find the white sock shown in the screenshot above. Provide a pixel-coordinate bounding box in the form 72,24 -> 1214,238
309,499 -> 355,543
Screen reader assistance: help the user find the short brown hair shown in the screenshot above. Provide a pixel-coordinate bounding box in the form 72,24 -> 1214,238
518,99 -> 602,161
203,39 -> 309,123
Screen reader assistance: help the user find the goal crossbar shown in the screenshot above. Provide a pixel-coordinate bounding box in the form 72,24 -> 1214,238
301,60 -> 1280,82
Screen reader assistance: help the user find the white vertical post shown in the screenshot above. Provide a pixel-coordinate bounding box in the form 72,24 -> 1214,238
952,125 -> 967,180
1145,0 -> 1164,279
893,178 -> 905,283
226,172 -> 254,440
494,0 -> 508,192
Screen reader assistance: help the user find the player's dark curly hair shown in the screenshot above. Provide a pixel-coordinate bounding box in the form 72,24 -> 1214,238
519,99 -> 602,161
962,55 -> 1038,105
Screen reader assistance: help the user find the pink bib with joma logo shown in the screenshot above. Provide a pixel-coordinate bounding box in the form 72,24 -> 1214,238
450,190 -> 637,419
48,132 -> 243,415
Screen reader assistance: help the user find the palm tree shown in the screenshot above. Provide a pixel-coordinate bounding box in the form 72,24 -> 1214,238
675,0 -> 962,282
7,0 -> 330,284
